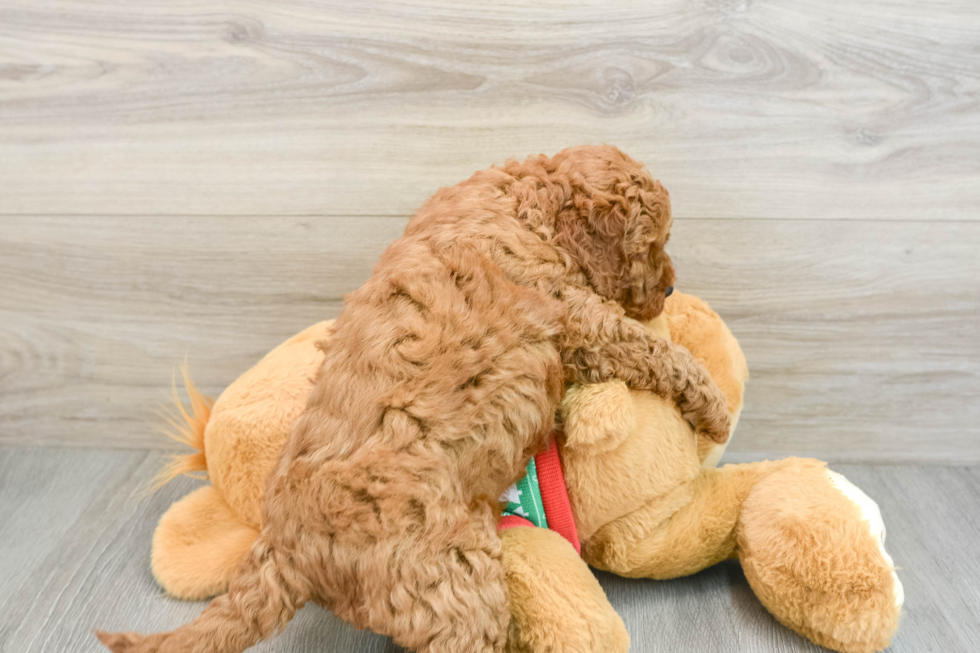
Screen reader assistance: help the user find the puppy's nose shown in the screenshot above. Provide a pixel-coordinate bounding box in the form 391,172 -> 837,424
665,286 -> 674,297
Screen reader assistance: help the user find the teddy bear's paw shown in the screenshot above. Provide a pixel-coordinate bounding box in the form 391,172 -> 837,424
826,470 -> 904,611
501,527 -> 629,653
506,612 -> 629,653
739,460 -> 903,653
152,486 -> 260,600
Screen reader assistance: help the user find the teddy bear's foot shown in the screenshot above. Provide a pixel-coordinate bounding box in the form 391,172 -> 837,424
152,485 -> 260,600
737,459 -> 902,653
501,526 -> 629,653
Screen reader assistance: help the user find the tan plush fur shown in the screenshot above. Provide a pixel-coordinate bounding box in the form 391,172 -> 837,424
149,322 -> 335,601
144,291 -> 900,653
563,293 -> 902,653
500,527 -> 629,653
738,460 -> 902,653
98,146 -> 732,653
152,486 -> 260,602
203,321 -> 336,530
150,323 -> 331,600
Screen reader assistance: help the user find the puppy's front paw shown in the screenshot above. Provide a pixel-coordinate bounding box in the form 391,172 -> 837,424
700,407 -> 732,444
689,385 -> 732,444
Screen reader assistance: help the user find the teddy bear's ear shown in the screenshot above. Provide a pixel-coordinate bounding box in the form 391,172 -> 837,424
559,381 -> 636,452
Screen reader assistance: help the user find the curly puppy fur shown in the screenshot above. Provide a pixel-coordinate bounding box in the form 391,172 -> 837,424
97,145 -> 730,653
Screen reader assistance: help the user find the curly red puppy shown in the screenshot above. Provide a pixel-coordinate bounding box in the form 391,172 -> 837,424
97,145 -> 730,653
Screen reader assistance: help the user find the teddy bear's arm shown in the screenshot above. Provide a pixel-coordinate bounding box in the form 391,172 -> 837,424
558,284 -> 731,443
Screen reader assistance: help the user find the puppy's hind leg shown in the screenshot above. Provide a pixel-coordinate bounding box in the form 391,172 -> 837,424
371,496 -> 510,653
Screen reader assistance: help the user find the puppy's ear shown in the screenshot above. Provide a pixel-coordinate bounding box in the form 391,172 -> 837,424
553,148 -> 672,318
559,381 -> 636,452
554,194 -> 628,301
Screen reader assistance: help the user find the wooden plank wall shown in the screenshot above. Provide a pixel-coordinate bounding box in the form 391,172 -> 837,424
1,0 -> 978,461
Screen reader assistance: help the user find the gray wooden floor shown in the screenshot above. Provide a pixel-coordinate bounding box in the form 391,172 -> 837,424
0,447 -> 977,652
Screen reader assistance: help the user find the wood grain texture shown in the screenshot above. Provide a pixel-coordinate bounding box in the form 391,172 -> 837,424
834,464 -> 980,652
0,0 -> 978,219
2,216 -> 978,460
0,216 -> 403,449
1,447 -> 977,651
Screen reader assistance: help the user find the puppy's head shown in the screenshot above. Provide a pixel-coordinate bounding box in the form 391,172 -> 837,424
552,145 -> 675,320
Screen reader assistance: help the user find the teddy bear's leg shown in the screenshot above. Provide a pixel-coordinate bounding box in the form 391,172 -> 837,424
583,461 -> 777,579
737,458 -> 903,653
152,485 -> 260,601
501,526 -> 629,653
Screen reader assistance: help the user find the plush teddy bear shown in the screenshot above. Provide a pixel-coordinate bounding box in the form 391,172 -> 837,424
151,292 -> 902,653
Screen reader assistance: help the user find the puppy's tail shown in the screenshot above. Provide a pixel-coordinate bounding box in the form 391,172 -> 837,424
149,363 -> 213,492
96,534 -> 307,653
